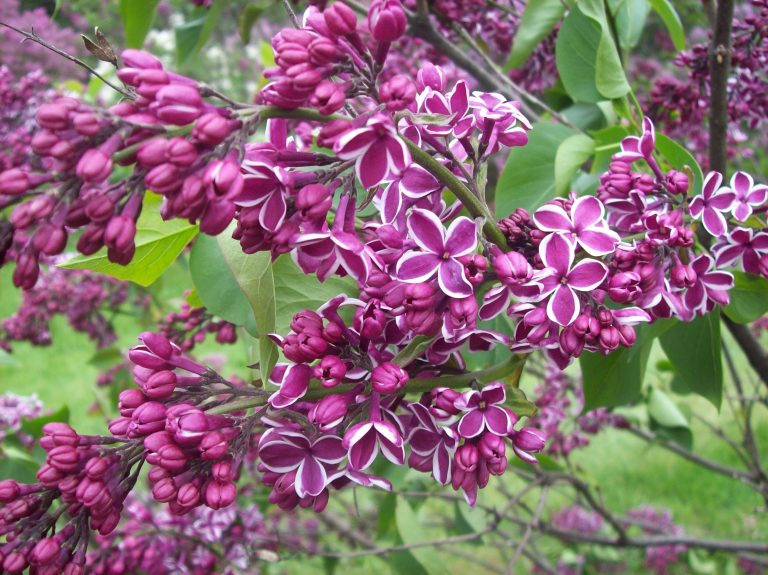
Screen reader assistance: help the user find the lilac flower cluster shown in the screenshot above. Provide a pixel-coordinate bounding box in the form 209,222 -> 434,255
646,0 -> 768,166
627,506 -> 686,575
156,298 -> 237,353
87,494 -> 318,574
1,265 -> 134,352
0,393 -> 42,443
527,361 -> 626,457
0,0 -> 84,80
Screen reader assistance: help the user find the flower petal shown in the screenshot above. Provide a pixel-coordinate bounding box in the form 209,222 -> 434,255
538,233 -> 575,276
571,195 -> 604,230
407,208 -> 446,254
567,259 -> 608,291
533,204 -> 571,232
457,410 -> 484,438
444,216 -> 478,257
396,251 -> 441,283
547,285 -> 580,326
437,258 -> 473,298
295,456 -> 328,498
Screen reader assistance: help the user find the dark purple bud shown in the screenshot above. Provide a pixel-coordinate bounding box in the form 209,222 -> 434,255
368,0 -> 407,41
200,430 -> 229,460
670,261 -> 697,288
296,183 -> 332,220
513,427 -> 546,453
31,537 -> 60,566
431,387 -> 461,416
308,393 -> 349,429
203,480 -> 236,509
607,271 -> 642,303
32,224 -> 67,256
310,80 -> 346,115
0,479 -> 20,503
313,355 -> 347,388
371,362 -> 409,394
455,444 -> 479,472
478,432 -> 506,461
324,2 -> 358,36
0,168 -> 30,196
379,75 -> 416,111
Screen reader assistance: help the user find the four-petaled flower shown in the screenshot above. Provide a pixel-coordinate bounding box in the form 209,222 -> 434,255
407,402 -> 458,484
258,429 -> 346,497
343,419 -> 405,470
682,254 -> 734,314
722,171 -> 768,222
454,382 -> 513,438
396,208 -> 478,298
713,227 -> 768,275
533,196 -> 620,256
689,171 -> 736,237
537,233 -> 608,326
334,114 -> 411,189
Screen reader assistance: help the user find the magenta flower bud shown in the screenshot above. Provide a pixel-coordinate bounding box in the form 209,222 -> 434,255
492,247 -> 533,285
36,102 -> 71,131
200,198 -> 237,235
85,456 -> 114,479
152,476 -> 177,502
417,62 -> 445,91
291,310 -> 324,334
155,84 -> 203,125
204,158 -> 244,198
478,432 -> 507,461
559,325 -> 585,356
368,0 -> 407,41
308,37 -> 339,65
310,80 -> 346,115
455,444 -> 480,472
155,443 -> 188,472
211,459 -> 235,482
122,49 -> 163,69
607,271 -> 642,303
379,75 -> 416,111
140,331 -> 175,359
104,215 -> 137,253
47,445 -> 80,472
0,480 -> 20,503
131,68 -> 170,98
142,370 -> 177,399
177,481 -> 201,508
31,537 -> 60,566
31,130 -> 59,155
166,137 -> 198,167
37,464 -> 64,487
41,422 -> 79,448
3,551 -> 28,574
371,362 -> 409,394
137,138 -> 170,168
200,430 -> 229,460
0,168 -> 30,196
118,388 -> 146,417
145,163 -> 181,195
599,326 -> 621,351
193,112 -> 235,146
617,324 -> 637,347
173,411 -> 210,446
359,306 -> 387,339
431,387 -> 461,416
666,169 -> 689,195
32,224 -> 67,256
296,183 -> 332,220
72,112 -> 102,136
314,355 -> 347,388
513,427 -> 546,453
448,296 -> 477,326
670,261 -> 697,288
144,430 -> 174,452
308,393 -> 349,429
324,2 -> 358,36
107,416 -> 130,436
12,251 -> 40,290
84,194 -> 115,223
283,333 -> 328,363
204,480 -> 236,509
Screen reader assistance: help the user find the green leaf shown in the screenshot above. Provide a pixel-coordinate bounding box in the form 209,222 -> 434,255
655,134 -> 704,196
647,387 -> 688,429
505,0 -> 564,69
659,312 -> 722,409
60,194 -> 198,287
120,0 -> 160,48
581,320 -> 673,411
396,498 -> 444,574
555,134 -> 595,195
239,2 -> 272,44
648,0 -> 686,51
562,102 -> 609,131
556,7 -> 603,103
214,229 -> 277,383
609,0 -> 650,52
496,122 -> 576,217
175,0 -> 225,67
189,234 -> 257,331
556,4 -> 630,102
723,271 -> 768,323
271,256 -> 357,335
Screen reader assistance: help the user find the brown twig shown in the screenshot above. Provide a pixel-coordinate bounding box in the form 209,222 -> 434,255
0,21 -> 134,100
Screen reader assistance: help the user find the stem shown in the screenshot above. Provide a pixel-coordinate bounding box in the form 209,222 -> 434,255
405,138 -> 509,248
708,0 -> 735,175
